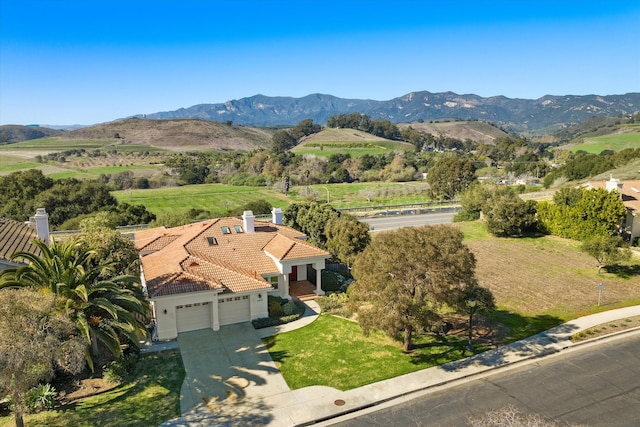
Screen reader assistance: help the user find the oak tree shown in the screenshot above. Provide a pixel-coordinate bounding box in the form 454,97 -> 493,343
350,225 -> 477,352
427,156 -> 477,200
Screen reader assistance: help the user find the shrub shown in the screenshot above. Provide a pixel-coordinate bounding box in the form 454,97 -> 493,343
321,270 -> 353,293
282,301 -> 297,316
103,353 -> 138,384
268,299 -> 284,317
316,292 -> 349,312
25,383 -> 57,413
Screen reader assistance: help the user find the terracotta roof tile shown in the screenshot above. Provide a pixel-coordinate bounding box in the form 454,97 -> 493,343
0,218 -> 41,264
135,217 -> 329,298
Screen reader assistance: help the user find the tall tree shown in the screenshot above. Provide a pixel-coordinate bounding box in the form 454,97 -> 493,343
325,214 -> 371,267
0,239 -> 147,371
0,288 -> 85,427
350,225 -> 477,352
427,156 -> 477,200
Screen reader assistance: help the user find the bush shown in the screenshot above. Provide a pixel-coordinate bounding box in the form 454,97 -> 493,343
321,270 -> 353,293
252,298 -> 306,329
25,383 -> 57,413
103,353 -> 139,384
282,301 -> 297,316
268,299 -> 284,317
316,292 -> 349,312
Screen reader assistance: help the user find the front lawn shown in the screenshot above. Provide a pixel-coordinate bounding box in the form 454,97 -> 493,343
263,314 -> 473,391
0,350 -> 184,427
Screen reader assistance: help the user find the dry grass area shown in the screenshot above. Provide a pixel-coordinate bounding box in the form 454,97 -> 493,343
463,224 -> 640,320
66,118 -> 275,151
398,120 -> 508,144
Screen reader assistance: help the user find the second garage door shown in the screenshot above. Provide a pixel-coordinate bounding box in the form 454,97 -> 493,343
218,295 -> 251,326
176,302 -> 211,333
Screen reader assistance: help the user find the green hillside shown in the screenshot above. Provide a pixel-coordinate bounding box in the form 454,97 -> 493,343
293,128 -> 413,157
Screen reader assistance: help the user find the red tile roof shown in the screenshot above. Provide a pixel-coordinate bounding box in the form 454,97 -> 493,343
0,218 -> 41,265
136,217 -> 329,298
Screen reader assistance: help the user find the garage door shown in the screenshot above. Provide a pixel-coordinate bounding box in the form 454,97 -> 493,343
176,302 -> 211,333
218,295 -> 251,326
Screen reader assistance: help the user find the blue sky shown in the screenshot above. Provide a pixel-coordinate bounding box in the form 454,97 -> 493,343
1,0 -> 638,125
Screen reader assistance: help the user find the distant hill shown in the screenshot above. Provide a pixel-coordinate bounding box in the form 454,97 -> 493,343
64,118 -> 276,151
135,92 -> 640,135
0,125 -> 62,144
398,120 -> 508,144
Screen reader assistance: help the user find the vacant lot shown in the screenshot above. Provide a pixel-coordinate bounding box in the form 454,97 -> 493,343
459,222 -> 640,320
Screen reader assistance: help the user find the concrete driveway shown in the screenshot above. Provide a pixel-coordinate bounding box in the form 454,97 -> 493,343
176,323 -> 291,424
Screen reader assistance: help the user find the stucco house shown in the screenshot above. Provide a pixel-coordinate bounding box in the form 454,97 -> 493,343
0,208 -> 49,272
135,209 -> 331,340
584,177 -> 640,244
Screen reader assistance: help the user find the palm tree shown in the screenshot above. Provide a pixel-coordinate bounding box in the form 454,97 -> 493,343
0,238 -> 148,370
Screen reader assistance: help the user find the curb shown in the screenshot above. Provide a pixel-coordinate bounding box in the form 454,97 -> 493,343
300,326 -> 640,426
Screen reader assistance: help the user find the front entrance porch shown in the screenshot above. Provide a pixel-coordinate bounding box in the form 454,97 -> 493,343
289,280 -> 317,301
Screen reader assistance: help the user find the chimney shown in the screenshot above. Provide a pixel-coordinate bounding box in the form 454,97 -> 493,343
605,175 -> 623,194
34,208 -> 50,244
242,210 -> 255,233
272,207 -> 283,225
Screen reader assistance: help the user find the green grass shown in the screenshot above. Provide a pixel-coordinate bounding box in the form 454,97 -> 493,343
568,132 -> 640,154
0,350 -> 184,427
0,161 -> 41,173
112,183 -> 291,217
110,181 -> 437,217
264,314 -> 474,391
293,140 -> 414,158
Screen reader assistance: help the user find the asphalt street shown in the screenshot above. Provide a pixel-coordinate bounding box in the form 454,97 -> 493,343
361,212 -> 456,232
329,332 -> 640,427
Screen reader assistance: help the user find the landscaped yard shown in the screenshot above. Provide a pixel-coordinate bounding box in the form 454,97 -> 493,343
0,350 -> 184,427
263,314 -> 474,391
265,220 -> 640,391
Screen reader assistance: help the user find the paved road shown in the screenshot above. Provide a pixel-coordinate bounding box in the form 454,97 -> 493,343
361,212 -> 456,232
329,332 -> 640,427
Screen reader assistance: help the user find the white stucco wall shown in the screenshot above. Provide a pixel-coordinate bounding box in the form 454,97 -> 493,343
151,289 -> 269,340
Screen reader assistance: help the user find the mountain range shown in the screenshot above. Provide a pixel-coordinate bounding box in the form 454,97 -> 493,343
135,91 -> 640,134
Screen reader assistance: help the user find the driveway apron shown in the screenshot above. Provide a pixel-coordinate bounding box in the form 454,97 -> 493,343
177,323 -> 291,417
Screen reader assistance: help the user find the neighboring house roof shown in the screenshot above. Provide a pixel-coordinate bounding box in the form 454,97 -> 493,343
135,217 -> 330,298
584,179 -> 640,214
0,217 -> 42,266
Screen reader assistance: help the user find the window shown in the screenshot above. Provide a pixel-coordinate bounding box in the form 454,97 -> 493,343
267,276 -> 279,289
234,225 -> 243,233
221,226 -> 231,234
206,236 -> 217,245
242,296 -> 249,300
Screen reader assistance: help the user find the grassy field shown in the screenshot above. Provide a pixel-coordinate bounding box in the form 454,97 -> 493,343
568,131 -> 640,154
112,184 -> 291,217
0,350 -> 184,427
111,181 -> 434,217
292,128 -> 413,158
293,140 -> 413,158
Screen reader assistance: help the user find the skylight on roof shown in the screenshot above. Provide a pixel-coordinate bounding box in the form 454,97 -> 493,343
206,236 -> 217,245
221,226 -> 231,234
234,225 -> 243,233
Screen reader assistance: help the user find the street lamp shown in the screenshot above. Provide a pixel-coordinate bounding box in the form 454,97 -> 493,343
467,298 -> 477,352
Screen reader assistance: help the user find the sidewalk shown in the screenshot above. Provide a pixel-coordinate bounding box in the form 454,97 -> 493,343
161,303 -> 640,427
